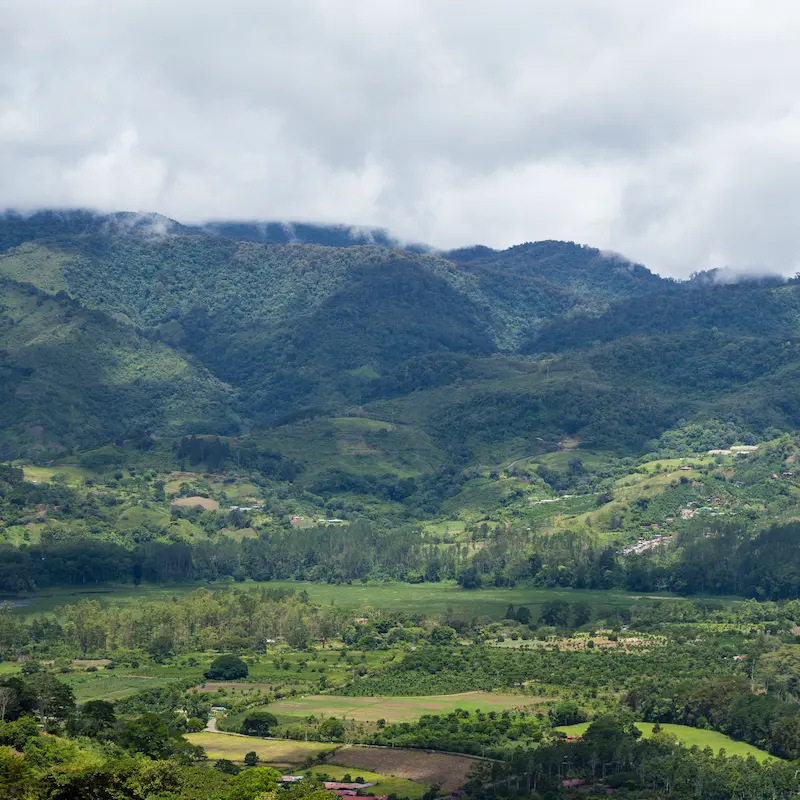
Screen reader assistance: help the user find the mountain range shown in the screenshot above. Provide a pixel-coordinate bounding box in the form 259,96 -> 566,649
1,209 -> 798,471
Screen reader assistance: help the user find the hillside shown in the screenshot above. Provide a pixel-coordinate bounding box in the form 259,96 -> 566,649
0,279 -> 238,456
1,208 -> 800,484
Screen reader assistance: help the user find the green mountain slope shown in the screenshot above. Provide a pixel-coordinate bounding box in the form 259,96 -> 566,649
0,280 -> 238,455
2,209 -> 800,473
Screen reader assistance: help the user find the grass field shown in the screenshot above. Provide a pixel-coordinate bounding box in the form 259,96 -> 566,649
186,732 -> 335,764
555,722 -> 777,761
331,745 -> 479,792
302,763 -> 427,798
22,465 -> 93,485
63,662 -> 204,702
9,580 -> 737,619
269,692 -> 540,723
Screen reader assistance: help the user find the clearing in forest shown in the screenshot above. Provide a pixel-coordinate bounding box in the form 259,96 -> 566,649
269,691 -> 536,723
170,496 -> 220,510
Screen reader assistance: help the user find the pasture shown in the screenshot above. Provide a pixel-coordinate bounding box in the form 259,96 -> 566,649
186,732 -> 335,764
269,692 -> 540,723
556,722 -> 777,762
9,579 -> 737,619
330,745 -> 479,792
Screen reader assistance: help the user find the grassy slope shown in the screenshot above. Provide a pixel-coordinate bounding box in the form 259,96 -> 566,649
555,722 -> 777,762
185,732 -> 334,763
0,282 -> 238,453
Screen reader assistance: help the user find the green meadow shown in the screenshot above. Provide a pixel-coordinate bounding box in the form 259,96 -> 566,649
7,579 -> 730,619
556,722 -> 777,762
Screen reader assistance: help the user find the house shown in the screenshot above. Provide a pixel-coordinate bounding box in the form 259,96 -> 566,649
681,509 -> 696,520
281,776 -> 305,784
679,466 -> 692,471
562,778 -> 586,788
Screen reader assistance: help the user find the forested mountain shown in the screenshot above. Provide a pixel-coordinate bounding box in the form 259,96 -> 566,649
0,208 -> 799,468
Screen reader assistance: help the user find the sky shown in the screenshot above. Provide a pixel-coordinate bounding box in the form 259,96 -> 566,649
2,1 -> 800,277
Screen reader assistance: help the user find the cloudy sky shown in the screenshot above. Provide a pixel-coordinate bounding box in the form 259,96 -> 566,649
3,1 -> 800,276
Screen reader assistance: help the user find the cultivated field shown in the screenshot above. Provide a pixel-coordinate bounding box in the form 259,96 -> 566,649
331,745 -> 479,792
270,692 -> 541,723
556,722 -> 777,762
185,732 -> 335,764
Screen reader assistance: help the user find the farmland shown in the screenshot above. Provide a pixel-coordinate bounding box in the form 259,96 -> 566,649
330,746 -> 479,792
268,691 -> 539,723
185,732 -> 335,764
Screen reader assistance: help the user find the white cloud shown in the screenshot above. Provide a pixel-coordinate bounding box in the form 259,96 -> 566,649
3,0 -> 800,276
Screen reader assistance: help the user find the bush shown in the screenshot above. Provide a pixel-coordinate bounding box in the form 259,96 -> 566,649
244,751 -> 259,766
205,654 -> 248,681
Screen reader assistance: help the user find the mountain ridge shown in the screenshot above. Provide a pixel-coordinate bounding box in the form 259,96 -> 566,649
0,208 -> 797,472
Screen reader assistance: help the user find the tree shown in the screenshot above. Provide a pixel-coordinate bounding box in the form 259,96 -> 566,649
548,701 -> 587,726
457,566 -> 482,589
205,654 -> 248,680
117,713 -> 177,759
68,699 -> 116,738
539,600 -> 570,627
242,711 -> 278,737
318,717 -> 345,740
572,601 -> 592,627
0,687 -> 13,722
515,606 -> 532,625
229,766 -> 281,800
29,673 -> 75,722
244,750 -> 259,766
148,635 -> 174,663
430,625 -> 457,645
